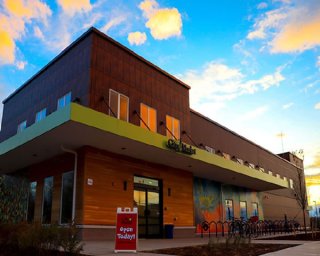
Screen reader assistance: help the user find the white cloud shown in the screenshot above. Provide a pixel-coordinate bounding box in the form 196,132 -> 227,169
101,16 -> 126,34
128,31 -> 147,45
315,102 -> 320,110
139,0 -> 182,40
16,60 -> 27,70
302,79 -> 320,93
139,0 -> 159,18
246,68 -> 284,90
57,0 -> 92,16
257,2 -> 268,9
0,0 -> 52,66
247,1 -> 320,53
282,102 -> 294,109
305,149 -> 320,175
82,12 -> 102,30
247,8 -> 287,40
33,26 -> 45,40
178,61 -> 284,108
239,105 -> 269,121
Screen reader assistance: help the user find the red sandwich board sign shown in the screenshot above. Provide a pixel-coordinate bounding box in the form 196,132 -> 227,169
114,207 -> 138,253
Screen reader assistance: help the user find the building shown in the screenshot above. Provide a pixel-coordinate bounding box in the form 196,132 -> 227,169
0,27 -> 307,240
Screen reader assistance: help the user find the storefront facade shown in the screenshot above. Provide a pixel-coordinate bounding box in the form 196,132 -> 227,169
0,28 -> 305,240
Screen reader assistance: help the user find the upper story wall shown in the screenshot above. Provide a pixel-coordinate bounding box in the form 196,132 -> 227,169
190,110 -> 302,181
0,34 -> 92,142
0,28 -> 191,143
88,31 -> 191,138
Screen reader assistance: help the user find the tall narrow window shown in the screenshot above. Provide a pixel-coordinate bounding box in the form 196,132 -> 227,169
42,176 -> 53,224
27,181 -> 37,223
240,201 -> 247,220
17,120 -> 27,133
225,199 -> 234,221
35,108 -> 47,122
252,202 -> 258,217
166,115 -> 180,140
140,103 -> 157,132
57,92 -> 71,110
61,171 -> 74,224
109,89 -> 129,121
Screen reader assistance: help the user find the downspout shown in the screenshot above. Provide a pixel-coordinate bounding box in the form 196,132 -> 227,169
61,145 -> 78,222
220,183 -> 224,222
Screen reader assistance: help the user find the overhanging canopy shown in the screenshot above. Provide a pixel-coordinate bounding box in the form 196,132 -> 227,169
0,103 -> 288,191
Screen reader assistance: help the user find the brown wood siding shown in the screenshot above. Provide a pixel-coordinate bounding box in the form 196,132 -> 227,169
89,33 -> 191,140
261,191 -> 307,224
190,111 -> 301,187
0,35 -> 92,142
82,147 -> 194,227
25,153 -> 77,223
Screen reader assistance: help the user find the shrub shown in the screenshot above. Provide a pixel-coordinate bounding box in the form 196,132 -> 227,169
0,222 -> 83,255
59,221 -> 83,254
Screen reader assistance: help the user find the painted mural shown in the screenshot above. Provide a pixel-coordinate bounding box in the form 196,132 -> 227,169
0,175 -> 28,223
193,177 -> 263,234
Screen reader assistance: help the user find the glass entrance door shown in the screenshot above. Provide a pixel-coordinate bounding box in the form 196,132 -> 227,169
134,177 -> 162,238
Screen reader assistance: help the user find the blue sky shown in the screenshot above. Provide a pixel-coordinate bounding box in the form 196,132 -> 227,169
0,0 -> 319,175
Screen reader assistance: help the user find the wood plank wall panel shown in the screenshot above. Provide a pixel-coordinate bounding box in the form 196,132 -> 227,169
0,35 -> 93,142
89,33 -> 191,140
82,147 -> 194,227
190,111 -> 300,189
261,192 -> 305,224
25,153 -> 78,223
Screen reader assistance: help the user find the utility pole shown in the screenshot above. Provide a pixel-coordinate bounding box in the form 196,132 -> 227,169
277,132 -> 285,152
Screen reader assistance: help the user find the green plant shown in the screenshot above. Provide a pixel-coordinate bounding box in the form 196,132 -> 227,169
59,221 -> 83,254
0,222 -> 84,255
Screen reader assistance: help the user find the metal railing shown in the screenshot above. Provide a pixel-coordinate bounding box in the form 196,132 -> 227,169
200,219 -> 301,238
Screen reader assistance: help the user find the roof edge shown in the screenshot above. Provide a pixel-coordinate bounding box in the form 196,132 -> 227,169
3,27 -> 190,104
90,27 -> 190,90
3,27 -> 96,104
190,108 -> 304,170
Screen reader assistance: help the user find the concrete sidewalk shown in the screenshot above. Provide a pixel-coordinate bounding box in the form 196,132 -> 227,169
82,237 -> 320,256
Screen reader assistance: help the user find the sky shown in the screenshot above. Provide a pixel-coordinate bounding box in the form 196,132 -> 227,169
0,0 -> 319,177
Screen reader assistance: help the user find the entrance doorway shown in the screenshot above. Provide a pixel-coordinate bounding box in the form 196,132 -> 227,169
133,176 -> 162,238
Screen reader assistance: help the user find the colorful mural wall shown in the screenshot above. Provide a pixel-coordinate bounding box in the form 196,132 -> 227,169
0,175 -> 28,223
193,177 -> 263,233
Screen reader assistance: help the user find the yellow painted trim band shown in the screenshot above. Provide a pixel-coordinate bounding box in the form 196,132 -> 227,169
70,104 -> 288,188
0,105 -> 71,155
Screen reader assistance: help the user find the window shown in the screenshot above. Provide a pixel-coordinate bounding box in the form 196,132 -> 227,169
17,121 -> 27,133
166,115 -> 180,140
42,176 -> 53,224
205,146 -> 215,154
109,89 -> 129,121
57,92 -> 71,110
225,199 -> 234,221
289,179 -> 294,189
61,171 -> 74,224
252,202 -> 258,217
27,181 -> 37,223
35,108 -> 47,122
240,201 -> 247,220
140,103 -> 157,132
